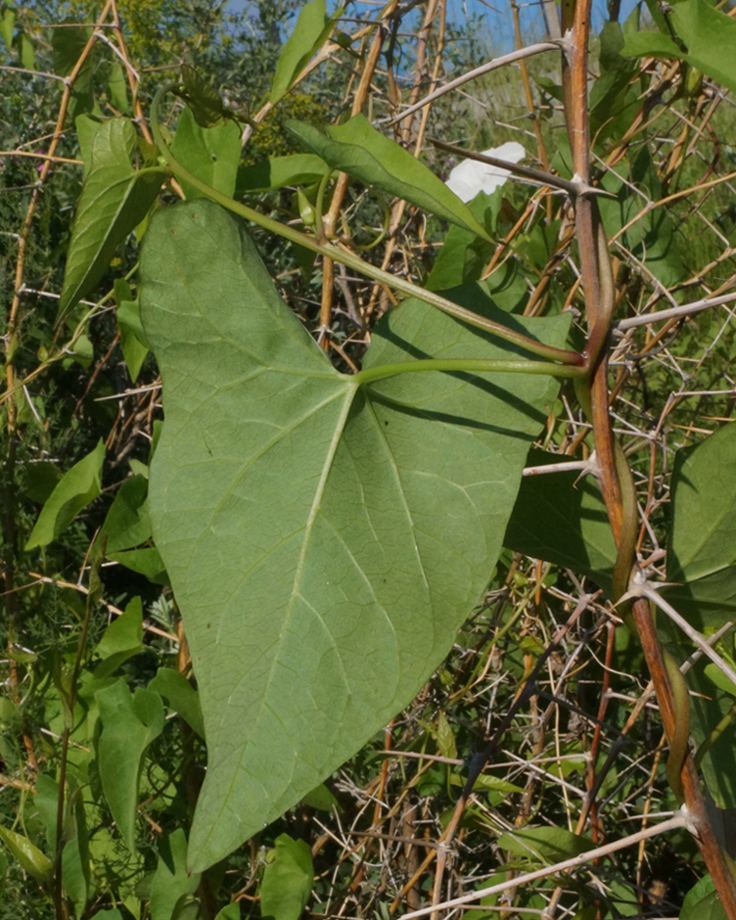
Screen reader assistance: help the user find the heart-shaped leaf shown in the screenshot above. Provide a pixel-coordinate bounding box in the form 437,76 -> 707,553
140,199 -> 569,870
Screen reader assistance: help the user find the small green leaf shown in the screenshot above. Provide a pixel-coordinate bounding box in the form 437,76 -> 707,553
95,680 -> 164,851
106,61 -> 131,114
449,773 -> 523,795
59,118 -> 164,320
95,597 -> 144,679
703,663 -> 736,697
75,115 -> 103,174
149,829 -> 200,920
52,24 -> 90,76
664,424 -> 736,629
622,0 -> 736,93
299,783 -> 341,813
237,154 -> 330,193
680,874 -> 728,920
61,788 -> 90,918
35,773 -> 60,854
109,547 -> 168,585
261,834 -> 314,920
0,8 -> 15,48
117,299 -> 150,382
436,712 -> 457,760
51,24 -> 95,118
286,115 -> 492,239
178,66 -> 229,128
99,474 -> 152,553
214,905 -> 240,920
498,826 -> 593,864
271,0 -> 336,104
504,448 -> 616,595
20,460 -> 64,504
171,106 -> 241,200
426,191 -> 500,291
25,440 -> 105,550
621,30 -> 681,61
18,32 -> 35,70
0,823 -> 52,883
148,668 -> 205,739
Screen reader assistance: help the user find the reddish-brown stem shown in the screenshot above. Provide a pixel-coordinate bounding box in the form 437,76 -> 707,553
559,1 -> 736,907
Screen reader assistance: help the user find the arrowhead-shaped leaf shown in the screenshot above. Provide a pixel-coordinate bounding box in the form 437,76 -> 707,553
95,680 -> 164,851
271,0 -> 336,104
621,0 -> 736,93
139,199 -> 569,870
59,118 -> 164,320
25,439 -> 105,550
286,115 -> 492,240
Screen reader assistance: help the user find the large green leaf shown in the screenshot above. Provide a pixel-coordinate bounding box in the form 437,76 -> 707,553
621,0 -> 736,93
286,115 -> 492,240
140,199 -> 569,871
25,440 -> 105,550
664,424 -> 736,630
59,118 -> 165,320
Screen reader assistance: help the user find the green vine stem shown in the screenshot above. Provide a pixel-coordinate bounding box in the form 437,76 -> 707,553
150,84 -> 585,369
353,357 -> 585,386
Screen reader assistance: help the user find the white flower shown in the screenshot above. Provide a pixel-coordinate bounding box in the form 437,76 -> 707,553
445,141 -> 526,203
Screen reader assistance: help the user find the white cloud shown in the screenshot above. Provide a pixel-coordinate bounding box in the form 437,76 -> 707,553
445,141 -> 526,203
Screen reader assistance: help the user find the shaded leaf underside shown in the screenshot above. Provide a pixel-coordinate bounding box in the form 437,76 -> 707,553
140,199 -> 569,870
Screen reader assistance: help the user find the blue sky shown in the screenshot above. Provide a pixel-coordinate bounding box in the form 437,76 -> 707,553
228,0 -> 643,55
